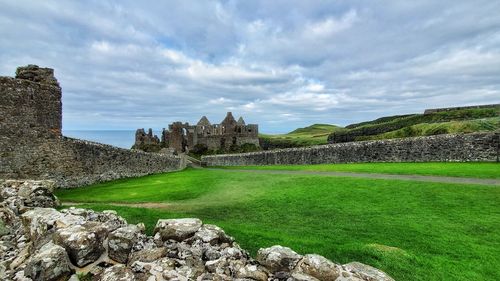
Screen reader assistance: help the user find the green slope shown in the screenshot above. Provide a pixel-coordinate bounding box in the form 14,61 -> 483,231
329,107 -> 500,143
259,124 -> 343,149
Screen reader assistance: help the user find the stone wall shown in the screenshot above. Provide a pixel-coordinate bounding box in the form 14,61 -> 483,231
202,132 -> 499,166
1,137 -> 186,188
0,65 -> 185,188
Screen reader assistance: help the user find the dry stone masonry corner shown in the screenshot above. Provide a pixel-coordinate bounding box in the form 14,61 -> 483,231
0,180 -> 395,281
0,65 -> 186,188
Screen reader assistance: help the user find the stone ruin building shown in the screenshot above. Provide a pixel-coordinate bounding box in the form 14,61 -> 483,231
134,112 -> 259,153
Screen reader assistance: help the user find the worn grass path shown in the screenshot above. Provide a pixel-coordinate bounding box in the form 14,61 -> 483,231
207,168 -> 500,186
216,162 -> 500,179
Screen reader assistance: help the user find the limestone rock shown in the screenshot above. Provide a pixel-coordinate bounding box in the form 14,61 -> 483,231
343,262 -> 395,281
128,247 -> 167,265
108,224 -> 142,263
235,264 -> 268,281
256,245 -> 303,272
295,254 -> 341,281
154,218 -> 202,241
99,264 -> 136,281
194,224 -> 234,245
21,207 -> 84,247
23,242 -> 73,281
290,272 -> 321,281
53,222 -> 107,267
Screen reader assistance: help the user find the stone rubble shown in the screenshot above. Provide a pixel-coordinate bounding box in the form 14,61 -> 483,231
0,180 -> 395,281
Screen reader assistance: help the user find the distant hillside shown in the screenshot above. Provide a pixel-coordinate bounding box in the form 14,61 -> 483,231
328,106 -> 500,143
259,124 -> 343,149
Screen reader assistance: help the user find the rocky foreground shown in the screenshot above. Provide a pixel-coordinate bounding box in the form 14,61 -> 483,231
0,180 -> 394,281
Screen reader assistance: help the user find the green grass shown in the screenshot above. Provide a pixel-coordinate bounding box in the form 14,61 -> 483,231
330,107 -> 500,143
259,124 -> 343,148
356,117 -> 500,141
56,167 -> 500,281
218,162 -> 500,179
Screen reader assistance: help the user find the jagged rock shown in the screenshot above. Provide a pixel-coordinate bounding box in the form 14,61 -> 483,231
295,254 -> 341,281
256,245 -> 303,272
128,247 -> 167,265
154,218 -> 202,241
108,224 -> 142,263
194,224 -> 233,245
343,262 -> 395,281
21,208 -> 84,247
235,264 -> 268,281
198,272 -> 232,280
290,272 -> 321,281
23,242 -> 73,281
99,264 -> 136,281
53,222 -> 107,267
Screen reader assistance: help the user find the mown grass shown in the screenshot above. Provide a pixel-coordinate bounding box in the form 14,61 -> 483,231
219,162 -> 500,179
56,167 -> 500,281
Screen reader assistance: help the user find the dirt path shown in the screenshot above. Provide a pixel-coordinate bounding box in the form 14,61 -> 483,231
62,201 -> 173,209
207,168 -> 500,186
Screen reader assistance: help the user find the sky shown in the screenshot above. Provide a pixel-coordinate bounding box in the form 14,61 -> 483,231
1,1 -> 499,133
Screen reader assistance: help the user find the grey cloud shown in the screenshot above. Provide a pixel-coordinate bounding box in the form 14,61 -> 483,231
0,0 -> 499,133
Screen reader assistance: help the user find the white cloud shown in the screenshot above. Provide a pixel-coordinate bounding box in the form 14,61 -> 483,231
0,0 -> 499,133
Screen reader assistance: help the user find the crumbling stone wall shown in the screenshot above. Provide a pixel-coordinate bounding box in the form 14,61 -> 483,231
202,132 -> 499,166
137,113 -> 260,153
0,65 -> 185,188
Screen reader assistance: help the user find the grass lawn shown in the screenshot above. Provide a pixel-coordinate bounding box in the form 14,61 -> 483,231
56,168 -> 500,281
218,162 -> 500,179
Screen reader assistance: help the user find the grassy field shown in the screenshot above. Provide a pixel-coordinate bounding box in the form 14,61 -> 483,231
56,166 -> 500,281
356,117 -> 500,141
258,107 -> 500,149
219,162 -> 500,179
259,124 -> 343,147
330,107 -> 500,143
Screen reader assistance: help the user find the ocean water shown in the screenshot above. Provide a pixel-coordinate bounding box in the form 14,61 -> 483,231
63,130 -> 140,149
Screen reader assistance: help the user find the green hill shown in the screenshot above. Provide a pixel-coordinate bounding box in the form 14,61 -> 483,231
259,124 -> 343,149
329,107 -> 500,143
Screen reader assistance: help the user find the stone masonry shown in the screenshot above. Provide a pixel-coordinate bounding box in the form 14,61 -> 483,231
202,132 -> 499,166
135,112 -> 260,153
0,65 -> 185,188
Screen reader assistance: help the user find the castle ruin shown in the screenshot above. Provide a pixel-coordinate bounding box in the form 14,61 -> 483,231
135,112 -> 259,153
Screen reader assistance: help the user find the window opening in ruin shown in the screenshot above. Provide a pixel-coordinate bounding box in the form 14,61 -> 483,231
232,136 -> 237,145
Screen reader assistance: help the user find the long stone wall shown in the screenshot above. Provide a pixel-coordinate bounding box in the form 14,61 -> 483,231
202,132 -> 499,166
0,65 -> 185,188
1,137 -> 186,188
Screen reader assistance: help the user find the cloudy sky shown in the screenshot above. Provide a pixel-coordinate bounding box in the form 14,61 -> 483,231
1,1 -> 499,133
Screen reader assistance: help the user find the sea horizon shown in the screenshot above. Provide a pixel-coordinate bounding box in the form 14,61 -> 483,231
62,129 -> 159,149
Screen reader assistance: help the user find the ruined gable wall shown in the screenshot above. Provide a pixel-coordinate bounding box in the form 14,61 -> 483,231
202,132 -> 499,166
